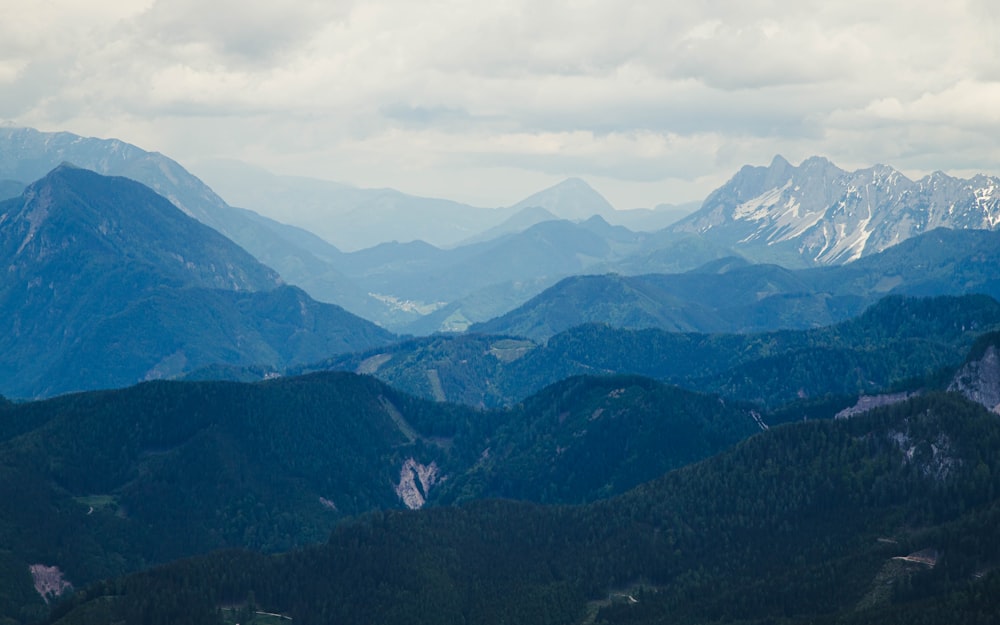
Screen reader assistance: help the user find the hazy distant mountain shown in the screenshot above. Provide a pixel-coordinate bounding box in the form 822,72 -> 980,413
599,230 -> 744,275
473,228 -> 1000,340
319,214 -> 738,334
671,155 -> 1000,266
508,176 -> 617,220
0,126 -> 383,318
329,217 -> 659,332
460,177 -> 679,242
608,200 -> 700,231
0,166 -> 393,397
192,157 -> 513,251
456,205 -> 560,245
0,127 -> 248,236
194,160 -> 654,250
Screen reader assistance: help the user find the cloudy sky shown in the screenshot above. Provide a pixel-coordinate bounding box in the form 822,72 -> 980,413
3,0 -> 999,209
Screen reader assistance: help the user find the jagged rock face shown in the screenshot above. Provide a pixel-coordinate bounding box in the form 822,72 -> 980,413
950,344 -> 1000,414
671,155 -> 1000,266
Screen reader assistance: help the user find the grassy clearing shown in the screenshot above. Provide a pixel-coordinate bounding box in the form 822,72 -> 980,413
73,494 -> 117,509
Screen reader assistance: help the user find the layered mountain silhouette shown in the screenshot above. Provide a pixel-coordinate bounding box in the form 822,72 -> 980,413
0,126 -> 384,319
10,128 -> 1000,338
3,126 -> 1000,625
0,128 -> 692,331
472,228 -> 1000,340
0,166 -> 393,398
194,160 -> 673,250
314,294 -> 1000,409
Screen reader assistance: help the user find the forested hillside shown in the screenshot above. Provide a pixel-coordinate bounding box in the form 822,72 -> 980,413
0,373 -> 471,621
45,393 -> 1000,625
431,375 -> 762,505
311,294 -> 1000,409
0,371 -> 771,621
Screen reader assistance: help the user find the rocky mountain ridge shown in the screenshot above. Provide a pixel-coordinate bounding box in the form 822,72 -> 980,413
671,155 -> 1000,265
949,333 -> 1000,413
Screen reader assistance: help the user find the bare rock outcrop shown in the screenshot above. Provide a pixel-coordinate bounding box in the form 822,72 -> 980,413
29,564 -> 72,603
949,344 -> 1000,414
394,458 -> 441,510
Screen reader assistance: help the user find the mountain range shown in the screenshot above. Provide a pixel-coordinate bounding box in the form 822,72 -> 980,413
8,128 -> 1000,337
310,293 -> 1000,409
0,126 -> 396,322
205,153 -> 1000,332
473,227 -> 1000,340
3,134 -> 999,395
0,165 -> 393,398
670,154 -> 1000,265
0,124 -> 999,625
2,328 -> 998,621
0,128 -> 696,331
191,159 -> 691,250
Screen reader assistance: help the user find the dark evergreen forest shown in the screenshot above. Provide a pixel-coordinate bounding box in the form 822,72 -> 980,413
44,394 -> 1000,625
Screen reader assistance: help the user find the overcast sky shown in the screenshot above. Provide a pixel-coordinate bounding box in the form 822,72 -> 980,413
3,0 -> 999,209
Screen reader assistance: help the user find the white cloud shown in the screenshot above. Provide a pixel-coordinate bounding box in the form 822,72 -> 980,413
133,0 -> 351,65
4,0 -> 1000,208
862,82 -> 1000,129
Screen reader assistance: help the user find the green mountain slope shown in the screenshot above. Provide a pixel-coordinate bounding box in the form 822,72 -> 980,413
0,369 -> 766,620
433,374 -> 762,505
472,228 -> 1000,340
0,166 -> 394,397
312,294 -> 1000,409
46,392 -> 1000,625
0,373 -> 473,618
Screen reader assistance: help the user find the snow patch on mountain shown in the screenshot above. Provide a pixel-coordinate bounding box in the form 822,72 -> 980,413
670,156 -> 1000,266
733,181 -> 792,221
